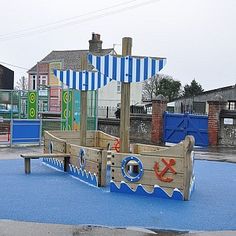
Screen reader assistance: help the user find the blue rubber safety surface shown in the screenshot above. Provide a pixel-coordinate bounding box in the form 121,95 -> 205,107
0,159 -> 235,231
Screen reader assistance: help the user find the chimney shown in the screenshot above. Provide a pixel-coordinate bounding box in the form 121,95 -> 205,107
89,33 -> 103,52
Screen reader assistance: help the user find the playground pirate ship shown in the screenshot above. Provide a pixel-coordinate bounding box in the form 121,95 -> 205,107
43,130 -> 195,201
41,36 -> 195,200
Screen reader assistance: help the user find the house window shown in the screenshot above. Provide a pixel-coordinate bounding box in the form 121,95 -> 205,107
228,101 -> 236,110
32,79 -> 36,90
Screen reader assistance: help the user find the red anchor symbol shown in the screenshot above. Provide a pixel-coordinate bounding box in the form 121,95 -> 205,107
154,158 -> 176,183
112,138 -> 120,152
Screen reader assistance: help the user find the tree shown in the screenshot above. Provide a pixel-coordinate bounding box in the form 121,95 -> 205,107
183,79 -> 204,97
15,76 -> 28,90
142,74 -> 182,102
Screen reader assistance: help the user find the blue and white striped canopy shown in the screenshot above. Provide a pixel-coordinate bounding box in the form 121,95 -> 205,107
88,54 -> 167,83
53,69 -> 111,91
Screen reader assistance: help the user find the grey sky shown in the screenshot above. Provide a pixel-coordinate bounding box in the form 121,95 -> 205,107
0,0 -> 235,91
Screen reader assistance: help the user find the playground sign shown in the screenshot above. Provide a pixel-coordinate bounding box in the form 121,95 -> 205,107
27,91 -> 37,119
61,90 -> 73,130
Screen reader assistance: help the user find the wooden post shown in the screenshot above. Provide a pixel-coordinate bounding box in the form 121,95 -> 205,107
63,156 -> 70,172
100,150 -> 108,187
80,54 -> 87,146
120,37 -> 132,153
24,158 -> 31,174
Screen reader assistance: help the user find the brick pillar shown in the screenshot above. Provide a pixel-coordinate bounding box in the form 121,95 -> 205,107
151,95 -> 167,145
207,96 -> 227,146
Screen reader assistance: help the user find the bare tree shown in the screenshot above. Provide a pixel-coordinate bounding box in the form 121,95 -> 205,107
15,76 -> 28,90
143,74 -> 182,101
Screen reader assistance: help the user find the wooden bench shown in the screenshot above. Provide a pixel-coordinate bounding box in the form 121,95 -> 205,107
20,153 -> 70,174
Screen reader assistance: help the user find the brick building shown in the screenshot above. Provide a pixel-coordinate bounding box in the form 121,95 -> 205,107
27,33 -> 143,113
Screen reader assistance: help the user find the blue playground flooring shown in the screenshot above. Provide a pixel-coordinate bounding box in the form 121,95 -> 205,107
0,158 -> 235,231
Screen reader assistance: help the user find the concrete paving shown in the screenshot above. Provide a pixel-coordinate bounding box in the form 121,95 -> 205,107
0,145 -> 43,160
0,220 -> 235,236
195,147 -> 236,163
1,144 -> 235,162
0,145 -> 235,236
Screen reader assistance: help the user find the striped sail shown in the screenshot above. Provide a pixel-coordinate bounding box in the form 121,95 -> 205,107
53,69 -> 111,91
88,54 -> 167,83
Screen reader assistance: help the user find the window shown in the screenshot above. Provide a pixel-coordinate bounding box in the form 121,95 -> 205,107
33,79 -> 36,90
41,79 -> 46,85
228,101 -> 236,110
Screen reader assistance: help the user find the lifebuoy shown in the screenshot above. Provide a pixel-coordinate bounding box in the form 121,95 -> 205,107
121,156 -> 144,182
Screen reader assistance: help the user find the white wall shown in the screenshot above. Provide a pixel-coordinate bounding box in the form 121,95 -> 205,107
97,80 -> 143,107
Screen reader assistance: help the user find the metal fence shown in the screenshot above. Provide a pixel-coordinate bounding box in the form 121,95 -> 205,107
98,105 -> 148,118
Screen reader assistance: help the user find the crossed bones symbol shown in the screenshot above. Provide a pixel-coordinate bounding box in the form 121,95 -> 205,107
154,158 -> 176,182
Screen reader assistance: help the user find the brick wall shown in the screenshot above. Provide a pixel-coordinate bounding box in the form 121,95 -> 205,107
207,100 -> 227,146
151,97 -> 167,145
38,63 -> 49,73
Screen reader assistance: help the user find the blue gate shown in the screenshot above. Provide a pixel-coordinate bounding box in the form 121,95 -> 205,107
163,112 -> 208,146
12,119 -> 41,144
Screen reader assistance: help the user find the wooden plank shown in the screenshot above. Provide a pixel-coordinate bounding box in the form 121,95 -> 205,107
62,139 -> 80,145
44,139 -> 66,153
69,154 -> 100,176
47,130 -> 80,139
99,139 -> 117,150
45,130 -> 95,140
86,139 -> 97,147
68,144 -> 102,163
44,131 -> 96,148
111,167 -> 184,189
97,131 -> 119,149
138,141 -> 186,158
131,143 -> 167,154
21,153 -> 70,159
111,153 -> 184,173
111,181 -> 183,195
59,138 -> 95,147
97,131 -> 118,142
44,131 -> 67,154
44,131 -> 66,143
97,131 -> 118,140
183,135 -> 195,200
100,150 -> 108,187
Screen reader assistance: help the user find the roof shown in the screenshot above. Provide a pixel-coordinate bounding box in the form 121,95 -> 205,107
142,84 -> 236,104
28,48 -> 114,73
0,64 -> 14,73
174,84 -> 236,101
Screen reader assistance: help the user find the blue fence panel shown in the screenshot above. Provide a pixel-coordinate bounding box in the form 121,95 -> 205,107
164,112 -> 208,146
12,119 -> 41,144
